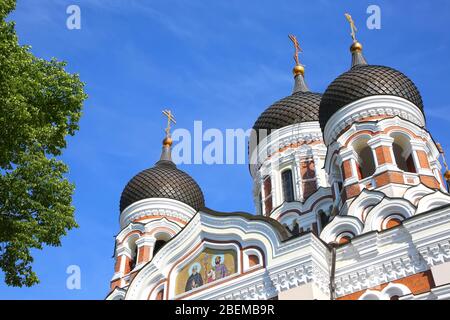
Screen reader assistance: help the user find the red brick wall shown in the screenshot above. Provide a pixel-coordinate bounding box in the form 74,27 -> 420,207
375,146 -> 393,165
420,175 -> 440,189
114,255 -> 122,273
138,246 -> 152,264
343,183 -> 361,201
342,160 -> 353,180
416,150 -> 430,169
338,271 -> 435,300
373,171 -> 404,187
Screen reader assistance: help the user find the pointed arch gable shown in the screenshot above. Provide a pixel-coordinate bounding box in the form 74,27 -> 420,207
417,191 -> 450,214
404,184 -> 435,206
363,198 -> 416,232
345,189 -> 385,222
319,216 -> 364,244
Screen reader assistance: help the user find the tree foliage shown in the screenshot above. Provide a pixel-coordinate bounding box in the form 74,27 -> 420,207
0,1 -> 87,287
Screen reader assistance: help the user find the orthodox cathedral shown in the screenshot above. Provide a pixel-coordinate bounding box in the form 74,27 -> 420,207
106,15 -> 450,300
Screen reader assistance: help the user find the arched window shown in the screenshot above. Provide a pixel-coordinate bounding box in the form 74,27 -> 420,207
301,160 -> 317,199
353,138 -> 376,179
318,209 -> 330,230
392,134 -> 416,173
153,232 -> 172,257
248,255 -> 260,267
382,215 -> 404,230
338,236 -> 351,245
126,237 -> 138,272
153,240 -> 167,256
155,289 -> 164,300
281,169 -> 294,202
336,232 -> 354,245
332,162 -> 343,200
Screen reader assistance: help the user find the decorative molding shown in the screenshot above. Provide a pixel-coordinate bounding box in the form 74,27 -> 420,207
120,198 -> 197,228
324,95 -> 425,145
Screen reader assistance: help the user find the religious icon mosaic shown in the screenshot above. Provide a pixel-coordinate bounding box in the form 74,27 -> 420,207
175,248 -> 237,295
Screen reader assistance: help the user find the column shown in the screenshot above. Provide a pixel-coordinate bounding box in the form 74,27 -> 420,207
135,236 -> 156,266
367,135 -> 396,174
339,148 -> 359,186
410,140 -> 433,175
293,155 -> 303,202
115,246 -> 133,275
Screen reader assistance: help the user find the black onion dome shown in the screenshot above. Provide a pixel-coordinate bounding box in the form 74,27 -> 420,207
120,160 -> 205,212
253,91 -> 322,133
319,65 -> 424,131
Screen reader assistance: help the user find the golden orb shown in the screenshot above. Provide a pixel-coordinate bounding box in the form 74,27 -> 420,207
163,137 -> 173,146
293,65 -> 305,76
350,41 -> 363,52
444,170 -> 450,181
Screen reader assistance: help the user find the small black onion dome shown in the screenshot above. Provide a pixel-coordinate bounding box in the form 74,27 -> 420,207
253,91 -> 322,133
319,65 -> 424,131
120,160 -> 205,213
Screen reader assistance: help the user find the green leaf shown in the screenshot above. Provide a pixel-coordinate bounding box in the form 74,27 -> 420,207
0,0 -> 86,287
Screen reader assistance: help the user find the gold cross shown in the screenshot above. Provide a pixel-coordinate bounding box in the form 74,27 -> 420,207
345,13 -> 358,42
162,109 -> 176,137
288,34 -> 302,66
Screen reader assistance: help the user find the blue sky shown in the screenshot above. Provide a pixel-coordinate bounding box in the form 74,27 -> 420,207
1,0 -> 450,299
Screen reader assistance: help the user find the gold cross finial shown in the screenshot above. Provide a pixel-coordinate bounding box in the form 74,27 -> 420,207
345,13 -> 358,42
288,34 -> 303,66
162,109 -> 176,138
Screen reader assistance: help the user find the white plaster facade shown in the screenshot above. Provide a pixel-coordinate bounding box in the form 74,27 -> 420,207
107,48 -> 450,300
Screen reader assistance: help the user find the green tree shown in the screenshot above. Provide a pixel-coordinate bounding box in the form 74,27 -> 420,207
0,1 -> 87,287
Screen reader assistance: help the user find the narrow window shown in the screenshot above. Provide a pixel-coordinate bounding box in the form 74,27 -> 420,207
301,160 -> 317,199
258,191 -> 263,215
263,176 -> 273,215
153,240 -> 167,256
354,138 -> 376,179
128,240 -> 138,271
392,134 -> 416,173
281,169 -> 294,202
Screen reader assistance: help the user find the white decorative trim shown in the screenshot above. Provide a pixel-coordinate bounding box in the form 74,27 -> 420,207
319,216 -> 364,244
120,198 -> 197,228
123,210 -> 330,300
363,198 -> 416,232
358,282 -> 411,300
417,191 -> 450,214
324,95 -> 425,145
400,283 -> 450,300
270,188 -> 333,221
250,122 -> 324,174
403,184 -> 435,206
343,189 -> 385,222
335,207 -> 450,297
325,116 -> 437,173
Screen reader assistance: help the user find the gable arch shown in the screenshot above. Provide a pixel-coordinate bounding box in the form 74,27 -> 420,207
345,189 -> 384,222
416,191 -> 450,214
363,198 -> 416,232
404,184 -> 435,206
319,216 -> 364,244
